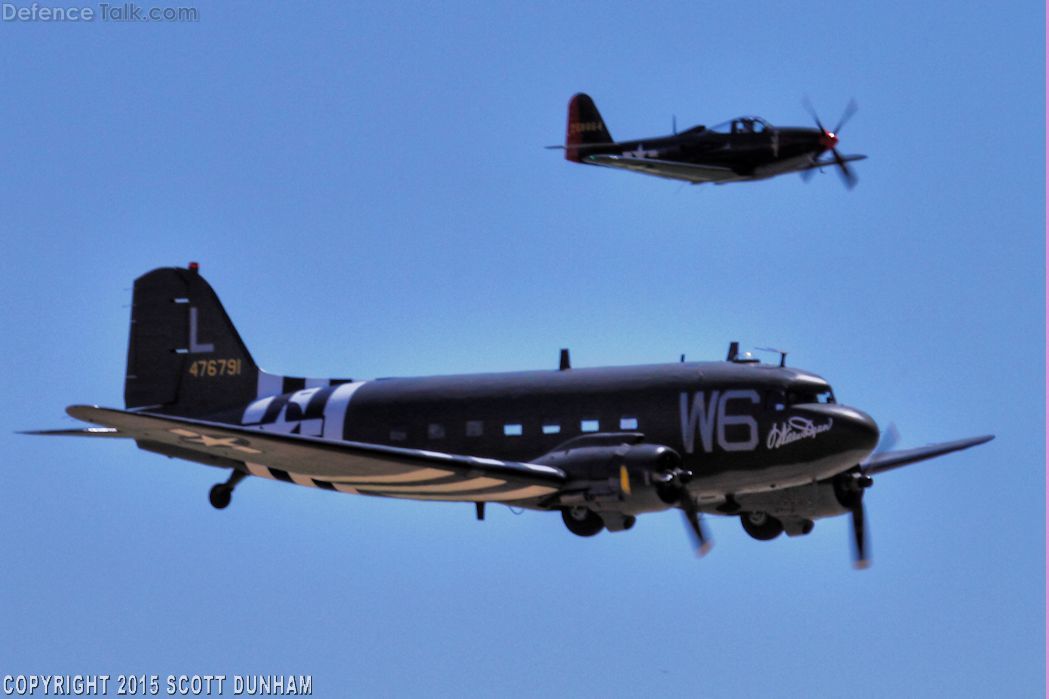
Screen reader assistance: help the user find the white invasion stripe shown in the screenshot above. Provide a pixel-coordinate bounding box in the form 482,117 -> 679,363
333,483 -> 360,494
242,395 -> 275,424
256,371 -> 284,399
322,381 -> 368,441
470,457 -> 506,466
379,485 -> 557,502
356,477 -> 505,494
244,462 -> 273,478
289,473 -> 316,486
320,467 -> 453,483
305,377 -> 330,388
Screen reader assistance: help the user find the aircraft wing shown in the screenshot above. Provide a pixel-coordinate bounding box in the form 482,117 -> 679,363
56,405 -> 567,503
583,154 -> 739,183
861,434 -> 994,475
798,154 -> 867,172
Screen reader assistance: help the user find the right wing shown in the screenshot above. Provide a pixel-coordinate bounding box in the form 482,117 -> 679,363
862,434 -> 994,475
583,154 -> 739,183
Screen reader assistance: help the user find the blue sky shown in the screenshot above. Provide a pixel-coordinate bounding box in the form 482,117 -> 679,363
1,1 -> 1044,696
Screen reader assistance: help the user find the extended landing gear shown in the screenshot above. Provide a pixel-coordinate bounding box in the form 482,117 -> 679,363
561,507 -> 605,537
740,511 -> 784,541
209,469 -> 247,510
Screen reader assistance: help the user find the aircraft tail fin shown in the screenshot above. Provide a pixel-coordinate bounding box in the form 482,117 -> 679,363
124,264 -> 262,417
565,93 -> 613,163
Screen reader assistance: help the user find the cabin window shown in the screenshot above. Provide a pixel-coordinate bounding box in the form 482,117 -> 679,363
619,416 -> 638,430
581,419 -> 599,432
542,423 -> 561,435
427,423 -> 445,439
390,428 -> 407,442
504,423 -> 523,436
465,420 -> 483,437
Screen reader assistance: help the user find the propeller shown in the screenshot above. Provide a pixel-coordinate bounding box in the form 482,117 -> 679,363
655,467 -> 713,556
802,97 -> 859,189
835,422 -> 896,568
834,468 -> 874,568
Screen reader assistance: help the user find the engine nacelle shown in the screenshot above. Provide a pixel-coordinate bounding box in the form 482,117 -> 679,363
735,479 -> 852,521
536,434 -> 681,515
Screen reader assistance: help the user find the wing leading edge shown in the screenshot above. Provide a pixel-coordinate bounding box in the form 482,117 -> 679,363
61,405 -> 566,503
861,434 -> 994,475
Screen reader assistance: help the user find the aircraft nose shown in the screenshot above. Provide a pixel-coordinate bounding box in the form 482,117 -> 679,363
832,405 -> 879,454
819,131 -> 839,149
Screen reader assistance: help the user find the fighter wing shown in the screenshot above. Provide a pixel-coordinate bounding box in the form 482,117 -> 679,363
861,434 -> 994,475
583,154 -> 739,183
798,154 -> 867,172
59,405 -> 566,503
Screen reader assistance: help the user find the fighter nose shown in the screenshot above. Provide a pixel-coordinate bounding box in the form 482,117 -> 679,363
819,131 -> 839,149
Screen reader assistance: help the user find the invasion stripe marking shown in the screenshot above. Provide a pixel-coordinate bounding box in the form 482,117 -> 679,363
298,467 -> 453,483
374,485 -> 557,502
356,477 -> 505,494
245,462 -> 273,478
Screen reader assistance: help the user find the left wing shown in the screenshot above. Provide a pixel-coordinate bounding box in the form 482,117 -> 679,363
862,434 -> 993,475
583,154 -> 739,183
51,405 -> 566,503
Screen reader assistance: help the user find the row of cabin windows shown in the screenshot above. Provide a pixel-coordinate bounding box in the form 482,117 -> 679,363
389,416 -> 640,443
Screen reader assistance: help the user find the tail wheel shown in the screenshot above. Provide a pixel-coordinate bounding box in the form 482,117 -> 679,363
740,511 -> 783,541
209,484 -> 232,510
561,507 -> 604,537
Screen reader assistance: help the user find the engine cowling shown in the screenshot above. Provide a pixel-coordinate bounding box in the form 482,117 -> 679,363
535,434 -> 682,515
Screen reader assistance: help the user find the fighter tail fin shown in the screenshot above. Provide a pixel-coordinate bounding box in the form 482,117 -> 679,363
565,93 -> 613,163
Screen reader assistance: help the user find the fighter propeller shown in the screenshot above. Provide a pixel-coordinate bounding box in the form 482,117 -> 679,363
801,98 -> 860,189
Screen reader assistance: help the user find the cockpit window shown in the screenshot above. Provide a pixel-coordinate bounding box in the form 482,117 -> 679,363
786,388 -> 836,405
709,116 -> 771,134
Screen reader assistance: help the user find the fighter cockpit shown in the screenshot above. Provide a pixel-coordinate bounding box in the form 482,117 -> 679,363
709,116 -> 772,134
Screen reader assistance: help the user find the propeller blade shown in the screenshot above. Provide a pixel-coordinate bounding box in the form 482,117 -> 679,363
850,501 -> 871,569
833,98 -> 859,134
832,149 -> 858,189
801,95 -> 826,133
681,497 -> 713,557
874,423 -> 900,456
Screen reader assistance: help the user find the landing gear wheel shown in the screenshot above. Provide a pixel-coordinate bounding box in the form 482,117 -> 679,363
561,507 -> 604,537
209,484 -> 232,510
741,511 -> 783,541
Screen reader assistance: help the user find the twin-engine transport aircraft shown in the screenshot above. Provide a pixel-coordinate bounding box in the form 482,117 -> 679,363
28,265 -> 991,568
553,93 -> 867,188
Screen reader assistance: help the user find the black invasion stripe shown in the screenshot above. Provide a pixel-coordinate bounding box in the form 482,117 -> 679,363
270,468 -> 294,483
330,378 -> 353,385
261,394 -> 288,423
304,385 -> 337,418
282,376 -> 306,393
313,480 -> 336,490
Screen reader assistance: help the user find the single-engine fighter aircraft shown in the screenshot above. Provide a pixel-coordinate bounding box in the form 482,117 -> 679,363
27,265 -> 991,568
552,93 -> 867,188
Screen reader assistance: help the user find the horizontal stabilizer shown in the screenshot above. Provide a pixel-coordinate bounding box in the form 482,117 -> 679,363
20,427 -> 126,438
